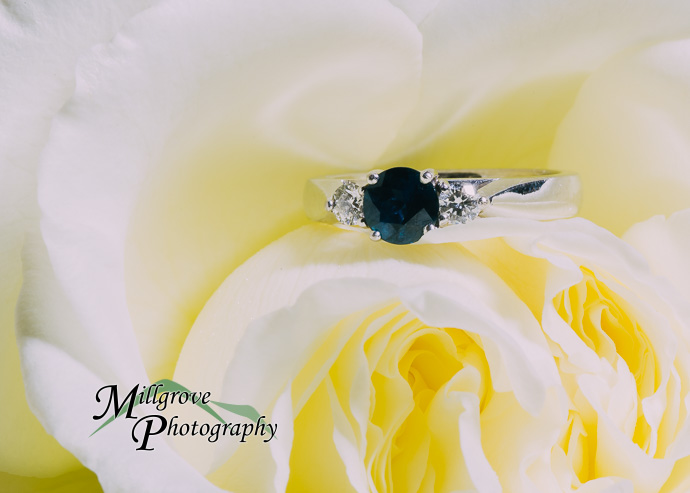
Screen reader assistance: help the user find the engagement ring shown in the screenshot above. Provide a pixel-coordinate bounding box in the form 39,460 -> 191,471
305,167 -> 581,245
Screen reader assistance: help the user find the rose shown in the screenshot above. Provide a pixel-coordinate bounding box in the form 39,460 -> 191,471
0,1 -> 158,489
2,0 -> 690,492
175,217 -> 690,493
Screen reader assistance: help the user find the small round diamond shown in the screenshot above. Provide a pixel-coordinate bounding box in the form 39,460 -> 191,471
330,181 -> 364,226
439,182 -> 483,224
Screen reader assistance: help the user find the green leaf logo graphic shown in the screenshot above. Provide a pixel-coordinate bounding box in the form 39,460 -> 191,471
210,401 -> 262,424
90,378 -> 260,436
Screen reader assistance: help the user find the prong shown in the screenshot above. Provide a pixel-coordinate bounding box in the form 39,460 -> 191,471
326,199 -> 335,211
438,180 -> 450,191
370,230 -> 381,241
423,223 -> 438,234
420,169 -> 436,184
479,196 -> 489,206
367,172 -> 380,185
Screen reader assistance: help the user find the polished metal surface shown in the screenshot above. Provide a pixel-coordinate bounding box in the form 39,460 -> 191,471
305,168 -> 581,226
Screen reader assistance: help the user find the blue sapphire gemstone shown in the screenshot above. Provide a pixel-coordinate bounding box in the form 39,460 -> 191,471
363,167 -> 439,245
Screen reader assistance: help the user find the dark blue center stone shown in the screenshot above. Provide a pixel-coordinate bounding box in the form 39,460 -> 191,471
363,167 -> 439,245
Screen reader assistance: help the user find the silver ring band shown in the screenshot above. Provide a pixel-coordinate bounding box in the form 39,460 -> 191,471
305,168 -> 581,244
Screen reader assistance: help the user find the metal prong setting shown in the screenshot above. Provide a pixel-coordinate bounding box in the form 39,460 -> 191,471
326,199 -> 335,211
423,223 -> 438,234
367,172 -> 380,185
420,169 -> 436,184
370,230 -> 381,241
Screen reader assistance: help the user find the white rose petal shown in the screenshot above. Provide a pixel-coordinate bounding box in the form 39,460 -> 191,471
550,42 -> 690,233
7,0 -> 690,490
0,0 -> 154,479
31,0 -> 422,386
383,0 -> 690,178
17,231 -> 223,492
17,0 -> 422,489
623,209 -> 690,305
175,217 -> 690,491
175,222 -> 567,490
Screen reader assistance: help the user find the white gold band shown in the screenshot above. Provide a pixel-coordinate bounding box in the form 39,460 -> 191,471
305,168 -> 581,245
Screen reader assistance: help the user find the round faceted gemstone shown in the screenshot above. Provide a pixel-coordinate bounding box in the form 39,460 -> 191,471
363,167 -> 439,245
438,182 -> 482,224
331,180 -> 364,226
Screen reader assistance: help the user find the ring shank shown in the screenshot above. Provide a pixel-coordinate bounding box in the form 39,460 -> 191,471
305,168 -> 581,224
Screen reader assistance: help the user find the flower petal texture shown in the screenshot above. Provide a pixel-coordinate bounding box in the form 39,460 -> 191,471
0,0 -> 155,486
550,42 -> 690,233
14,0 -> 422,490
4,0 -> 690,491
174,218 -> 690,491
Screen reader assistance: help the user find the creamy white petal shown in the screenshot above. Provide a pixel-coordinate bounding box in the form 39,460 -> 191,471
623,209 -> 690,305
550,43 -> 690,233
20,338 -> 223,493
31,0 -> 421,391
405,283 -> 560,413
383,0 -> 690,171
578,371 -> 674,492
576,477 -> 634,493
17,231 -> 221,492
16,1 -> 422,489
181,217 -> 690,489
450,374 -> 502,493
0,0 -> 154,479
174,221 -> 562,484
271,385 -> 294,493
327,380 -> 370,493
